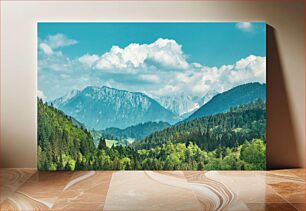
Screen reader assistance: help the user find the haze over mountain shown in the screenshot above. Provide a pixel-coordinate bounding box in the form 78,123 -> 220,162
53,86 -> 178,130
156,90 -> 218,116
197,90 -> 219,107
184,82 -> 266,122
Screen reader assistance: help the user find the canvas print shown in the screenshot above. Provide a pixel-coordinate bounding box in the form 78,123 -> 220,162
37,22 -> 266,170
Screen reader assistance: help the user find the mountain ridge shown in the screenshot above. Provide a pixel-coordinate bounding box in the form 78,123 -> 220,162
134,100 -> 266,151
156,90 -> 218,116
102,121 -> 171,141
184,82 -> 266,122
53,85 -> 178,130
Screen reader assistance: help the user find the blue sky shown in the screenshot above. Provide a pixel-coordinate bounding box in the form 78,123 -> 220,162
38,22 -> 265,67
38,22 -> 266,101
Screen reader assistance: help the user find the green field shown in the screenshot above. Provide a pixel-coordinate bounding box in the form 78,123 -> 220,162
105,139 -> 119,147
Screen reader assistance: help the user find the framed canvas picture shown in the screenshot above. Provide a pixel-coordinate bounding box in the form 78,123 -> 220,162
37,22 -> 266,170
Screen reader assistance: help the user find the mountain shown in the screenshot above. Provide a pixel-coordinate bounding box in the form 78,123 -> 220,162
156,93 -> 199,116
53,86 -> 178,130
184,82 -> 266,122
103,121 -> 171,141
52,89 -> 80,105
197,90 -> 219,107
156,90 -> 218,116
134,100 -> 266,151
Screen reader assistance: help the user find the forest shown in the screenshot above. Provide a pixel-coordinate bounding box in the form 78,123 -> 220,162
37,98 -> 266,170
134,100 -> 266,151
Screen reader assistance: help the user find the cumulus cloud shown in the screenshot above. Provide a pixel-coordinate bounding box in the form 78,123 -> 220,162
202,55 -> 265,92
38,36 -> 266,101
79,54 -> 99,68
94,38 -> 188,71
147,55 -> 266,98
236,22 -> 253,32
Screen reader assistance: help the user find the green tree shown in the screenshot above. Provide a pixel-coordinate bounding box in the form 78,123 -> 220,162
120,157 -> 131,170
240,139 -> 266,170
98,138 -> 107,150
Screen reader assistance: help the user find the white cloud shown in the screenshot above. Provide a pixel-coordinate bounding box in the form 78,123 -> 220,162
180,55 -> 265,95
95,44 -> 146,70
44,33 -> 78,49
94,38 -> 188,71
138,74 -> 160,83
236,22 -> 253,32
228,55 -> 266,83
38,49 -> 73,72
37,90 -> 46,100
79,54 -> 99,68
38,34 -> 78,73
147,38 -> 189,69
38,35 -> 266,101
39,43 -> 53,55
147,55 -> 266,98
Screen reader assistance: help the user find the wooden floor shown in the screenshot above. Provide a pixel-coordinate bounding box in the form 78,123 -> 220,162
0,169 -> 304,211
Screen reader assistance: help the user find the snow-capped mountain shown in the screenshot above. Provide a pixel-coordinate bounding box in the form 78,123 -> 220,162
52,86 -> 178,130
53,89 -> 80,105
197,90 -> 219,107
185,82 -> 266,122
156,90 -> 218,116
156,93 -> 199,116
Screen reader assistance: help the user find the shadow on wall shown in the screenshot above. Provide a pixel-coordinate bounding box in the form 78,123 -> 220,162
266,25 -> 300,169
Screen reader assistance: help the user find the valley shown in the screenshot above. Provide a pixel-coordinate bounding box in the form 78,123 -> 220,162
38,82 -> 266,170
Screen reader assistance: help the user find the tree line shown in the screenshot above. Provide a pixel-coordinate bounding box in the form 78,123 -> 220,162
37,98 -> 266,170
134,99 -> 266,152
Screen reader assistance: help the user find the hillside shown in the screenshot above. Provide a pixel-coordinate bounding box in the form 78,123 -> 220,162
37,98 -> 96,170
38,98 -> 266,170
134,100 -> 266,152
103,121 -> 171,140
185,82 -> 266,122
